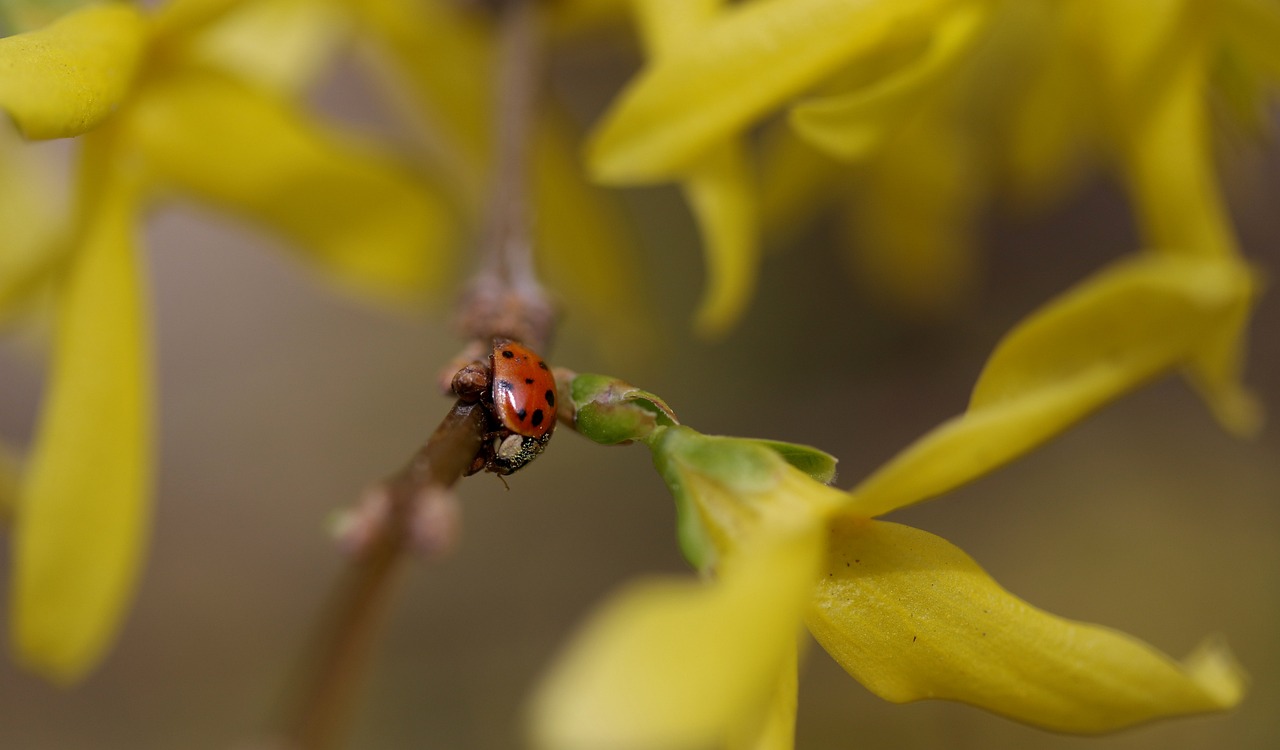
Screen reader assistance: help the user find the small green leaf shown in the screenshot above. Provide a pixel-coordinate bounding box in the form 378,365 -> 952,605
746,439 -> 838,484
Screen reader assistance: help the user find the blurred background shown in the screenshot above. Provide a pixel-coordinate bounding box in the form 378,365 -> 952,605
2,7 -> 1280,749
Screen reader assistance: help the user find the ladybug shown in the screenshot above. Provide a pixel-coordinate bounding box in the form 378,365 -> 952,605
455,338 -> 557,476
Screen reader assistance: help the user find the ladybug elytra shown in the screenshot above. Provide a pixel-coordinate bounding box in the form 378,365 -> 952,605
455,338 -> 557,476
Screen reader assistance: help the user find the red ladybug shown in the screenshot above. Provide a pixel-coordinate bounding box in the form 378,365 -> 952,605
455,338 -> 557,475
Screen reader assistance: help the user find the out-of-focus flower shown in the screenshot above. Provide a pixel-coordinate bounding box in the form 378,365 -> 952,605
531,251 -> 1251,749
627,0 -> 759,337
0,119 -> 64,325
0,0 -> 456,682
591,0 -> 1274,385
345,0 -> 656,361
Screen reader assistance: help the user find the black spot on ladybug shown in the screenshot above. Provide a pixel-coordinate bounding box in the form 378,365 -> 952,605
497,380 -> 513,391
501,349 -> 515,359
537,360 -> 548,370
531,409 -> 544,427
525,377 -> 534,384
517,409 -> 527,420
545,389 -> 555,407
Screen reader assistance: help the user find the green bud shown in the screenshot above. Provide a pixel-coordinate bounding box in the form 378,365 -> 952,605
565,372 -> 679,445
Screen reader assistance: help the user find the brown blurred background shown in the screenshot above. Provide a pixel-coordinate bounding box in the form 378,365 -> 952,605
2,33 -> 1280,750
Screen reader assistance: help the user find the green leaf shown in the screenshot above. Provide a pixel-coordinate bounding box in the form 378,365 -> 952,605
745,439 -> 838,484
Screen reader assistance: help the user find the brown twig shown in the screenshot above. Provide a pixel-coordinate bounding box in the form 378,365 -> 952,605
456,0 -> 557,352
272,2 -> 555,748
281,403 -> 486,750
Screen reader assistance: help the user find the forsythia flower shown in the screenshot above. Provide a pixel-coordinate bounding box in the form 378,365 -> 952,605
343,0 -> 656,360
0,0 -> 455,681
530,252 -> 1251,749
591,0 -> 1275,377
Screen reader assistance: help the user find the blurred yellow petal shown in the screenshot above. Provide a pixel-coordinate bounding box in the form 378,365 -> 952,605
789,1 -> 987,162
998,6 -> 1096,211
530,527 -> 820,750
351,0 -> 493,208
0,3 -> 147,139
846,254 -> 1253,518
1080,0 -> 1190,103
728,645 -> 798,750
1221,0 -> 1280,81
632,0 -> 720,56
684,142 -> 759,337
1113,30 -> 1262,436
632,0 -> 759,335
545,0 -> 631,38
151,0 -> 250,38
808,520 -> 1246,732
1181,287 -> 1260,437
759,124 -> 847,245
1122,34 -> 1234,259
123,69 -> 456,301
0,129 -> 68,322
532,113 -> 657,365
183,0 -> 346,94
0,440 -> 19,523
13,131 -> 151,682
588,0 -> 947,183
843,111 -> 979,318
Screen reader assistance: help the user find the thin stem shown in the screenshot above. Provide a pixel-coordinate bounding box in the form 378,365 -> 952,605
458,0 -> 557,351
274,2 -> 554,747
282,403 -> 487,750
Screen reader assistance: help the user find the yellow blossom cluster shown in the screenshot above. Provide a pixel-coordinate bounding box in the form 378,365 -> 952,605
0,0 -> 1274,748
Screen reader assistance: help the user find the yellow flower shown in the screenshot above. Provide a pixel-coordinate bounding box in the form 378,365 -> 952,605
0,0 -> 456,682
591,0 -> 1274,388
345,0 -> 657,360
530,252 -> 1250,749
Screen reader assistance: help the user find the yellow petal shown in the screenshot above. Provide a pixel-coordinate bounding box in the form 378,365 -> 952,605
1121,30 -> 1234,259
181,0 -> 346,94
788,1 -> 987,163
632,0 -> 721,57
632,0 -> 760,335
151,0 -> 251,38
0,128 -> 68,322
122,68 -> 456,302
545,0 -> 631,38
13,130 -> 151,682
350,0 -> 493,209
807,520 -> 1246,732
758,124 -> 847,245
0,440 -> 19,523
530,527 -> 820,750
1111,27 -> 1262,436
588,0 -> 948,183
728,644 -> 798,750
1221,0 -> 1280,81
683,142 -> 760,337
846,254 -> 1253,518
842,111 -> 979,318
532,113 -> 658,365
1079,0 -> 1191,104
0,3 -> 148,139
